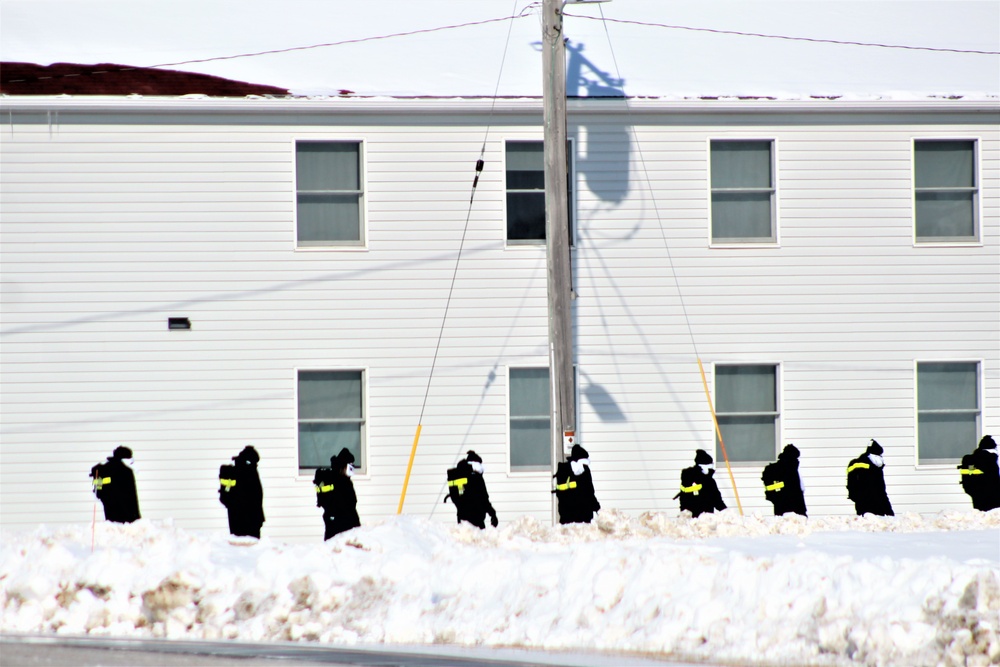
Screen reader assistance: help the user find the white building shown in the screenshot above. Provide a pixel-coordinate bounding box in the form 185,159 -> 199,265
1,95 -> 997,541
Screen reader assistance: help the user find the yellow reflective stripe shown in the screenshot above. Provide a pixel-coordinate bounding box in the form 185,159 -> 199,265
220,478 -> 236,489
555,480 -> 578,491
847,462 -> 870,473
448,478 -> 468,494
960,468 -> 983,476
765,481 -> 785,492
92,477 -> 111,488
314,483 -> 335,493
680,483 -> 702,494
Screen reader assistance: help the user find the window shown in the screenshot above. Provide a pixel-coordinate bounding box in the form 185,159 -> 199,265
509,367 -> 551,471
917,362 -> 980,463
715,364 -> 779,462
298,370 -> 365,471
710,140 -> 776,243
296,141 -> 363,246
505,141 -> 573,245
914,140 -> 978,242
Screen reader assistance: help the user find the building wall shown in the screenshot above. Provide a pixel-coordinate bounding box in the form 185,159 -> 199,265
1,100 -> 997,541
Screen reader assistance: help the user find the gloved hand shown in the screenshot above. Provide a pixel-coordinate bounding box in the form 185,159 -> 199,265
490,512 -> 499,528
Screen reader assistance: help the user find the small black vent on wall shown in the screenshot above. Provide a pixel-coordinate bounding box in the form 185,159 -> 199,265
168,317 -> 191,330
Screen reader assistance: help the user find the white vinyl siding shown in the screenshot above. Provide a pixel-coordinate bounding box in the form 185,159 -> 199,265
914,139 -> 978,242
0,98 -> 997,540
916,361 -> 980,464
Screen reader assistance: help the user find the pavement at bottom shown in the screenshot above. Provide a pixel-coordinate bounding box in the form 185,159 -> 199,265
0,635 -> 699,667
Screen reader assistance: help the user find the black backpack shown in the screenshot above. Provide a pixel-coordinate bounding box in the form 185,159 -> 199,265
552,461 -> 580,519
313,467 -> 337,509
446,465 -> 471,508
761,461 -> 783,503
219,463 -> 237,507
91,462 -> 111,499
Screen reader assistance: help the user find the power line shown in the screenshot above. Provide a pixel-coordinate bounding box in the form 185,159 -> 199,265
147,6 -> 541,70
3,6 -> 541,86
565,12 -> 1000,56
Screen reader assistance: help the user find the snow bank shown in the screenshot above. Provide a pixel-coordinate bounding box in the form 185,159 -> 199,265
2,510 -> 998,667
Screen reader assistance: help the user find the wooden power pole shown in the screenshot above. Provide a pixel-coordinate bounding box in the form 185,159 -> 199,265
542,0 -> 576,504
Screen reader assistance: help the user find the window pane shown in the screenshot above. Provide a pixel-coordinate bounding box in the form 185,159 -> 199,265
918,363 -> 977,411
510,419 -> 552,469
506,142 -> 545,177
918,413 -> 977,462
297,143 -> 359,191
297,194 -> 362,243
915,192 -> 974,238
915,141 -> 974,188
510,368 -> 551,470
511,368 -> 550,416
716,366 -> 776,413
717,416 -> 777,462
506,193 -> 546,241
712,193 -> 773,240
298,423 -> 362,469
299,371 -> 362,420
711,141 -> 772,189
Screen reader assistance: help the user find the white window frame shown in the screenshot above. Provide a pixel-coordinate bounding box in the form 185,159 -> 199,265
708,137 -> 780,248
712,362 -> 782,465
295,366 -> 369,477
506,364 -> 553,475
293,139 -> 369,251
502,138 -> 576,249
912,137 -> 981,246
914,359 -> 982,467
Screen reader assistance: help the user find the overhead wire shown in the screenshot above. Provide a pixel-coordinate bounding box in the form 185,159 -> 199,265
593,4 -> 746,514
397,0 -> 525,515
566,12 -> 1000,56
7,3 -> 993,89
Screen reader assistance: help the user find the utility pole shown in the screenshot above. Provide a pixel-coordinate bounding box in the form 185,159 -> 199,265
542,0 -> 575,519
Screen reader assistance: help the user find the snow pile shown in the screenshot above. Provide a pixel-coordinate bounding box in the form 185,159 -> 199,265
2,511 -> 998,667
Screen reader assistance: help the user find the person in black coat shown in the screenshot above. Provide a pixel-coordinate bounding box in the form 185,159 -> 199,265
553,444 -> 601,524
445,450 -> 498,529
962,435 -> 1000,512
315,448 -> 361,540
846,439 -> 894,516
676,449 -> 727,518
219,445 -> 265,539
762,443 -> 807,517
90,446 -> 141,523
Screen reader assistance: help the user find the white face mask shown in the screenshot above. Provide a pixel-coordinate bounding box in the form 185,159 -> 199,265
469,461 -> 484,475
345,463 -> 355,478
699,464 -> 714,475
570,459 -> 588,476
868,454 -> 884,468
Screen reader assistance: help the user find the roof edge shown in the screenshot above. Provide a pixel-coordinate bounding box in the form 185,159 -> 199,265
1,96 -> 998,115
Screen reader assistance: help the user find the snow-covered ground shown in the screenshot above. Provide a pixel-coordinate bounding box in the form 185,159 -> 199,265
2,510 -> 998,667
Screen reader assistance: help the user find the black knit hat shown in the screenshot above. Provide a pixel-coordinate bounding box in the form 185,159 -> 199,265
234,445 -> 260,464
694,449 -> 713,465
979,435 -> 997,450
333,447 -> 355,467
780,444 -> 800,459
465,450 -> 483,464
112,446 -> 133,460
570,444 -> 589,461
867,440 -> 883,456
